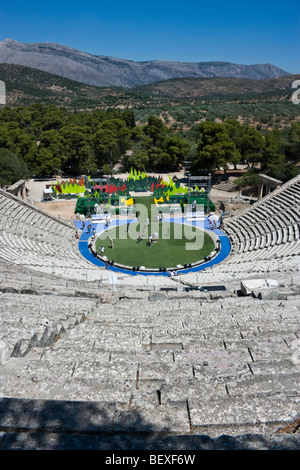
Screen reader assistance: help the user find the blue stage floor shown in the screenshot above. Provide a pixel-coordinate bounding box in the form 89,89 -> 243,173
74,217 -> 231,276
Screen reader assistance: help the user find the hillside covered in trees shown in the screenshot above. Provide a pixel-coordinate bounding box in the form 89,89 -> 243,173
0,103 -> 299,190
1,64 -> 300,132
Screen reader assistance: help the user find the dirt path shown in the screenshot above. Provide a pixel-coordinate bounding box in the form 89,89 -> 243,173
34,199 -> 78,222
25,178 -> 78,223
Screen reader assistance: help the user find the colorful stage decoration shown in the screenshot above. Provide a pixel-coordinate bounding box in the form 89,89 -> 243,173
49,177 -> 86,197
48,169 -> 214,215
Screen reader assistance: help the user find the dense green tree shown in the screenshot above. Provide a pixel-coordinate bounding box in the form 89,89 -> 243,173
14,133 -> 37,160
165,136 -> 191,170
93,128 -> 118,171
191,121 -> 239,174
240,126 -> 265,167
130,126 -> 152,152
59,126 -> 92,174
144,115 -> 169,147
122,109 -> 136,129
39,129 -> 63,153
101,119 -> 131,154
41,106 -> 68,131
285,122 -> 300,162
218,141 -> 241,173
262,129 -> 286,171
197,121 -> 230,148
223,119 -> 244,157
262,128 -> 300,182
147,146 -> 171,171
0,148 -> 29,186
34,147 -> 62,176
0,104 -> 298,181
124,149 -> 149,172
0,125 -> 11,148
191,143 -> 223,174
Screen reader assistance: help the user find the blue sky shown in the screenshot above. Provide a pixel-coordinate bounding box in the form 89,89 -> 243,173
0,0 -> 299,73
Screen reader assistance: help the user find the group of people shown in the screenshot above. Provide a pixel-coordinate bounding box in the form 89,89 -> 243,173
80,220 -> 96,239
156,213 -> 165,224
168,270 -> 178,277
137,232 -> 157,246
208,211 -> 224,230
208,219 -> 218,230
99,239 -> 114,252
148,231 -> 158,246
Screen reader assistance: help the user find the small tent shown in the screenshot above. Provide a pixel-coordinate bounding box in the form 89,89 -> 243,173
42,188 -> 54,201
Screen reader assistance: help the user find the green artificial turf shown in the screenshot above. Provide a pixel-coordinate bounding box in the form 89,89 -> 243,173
95,221 -> 215,269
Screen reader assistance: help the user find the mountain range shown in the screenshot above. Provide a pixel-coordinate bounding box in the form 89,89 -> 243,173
0,39 -> 291,88
0,61 -> 298,113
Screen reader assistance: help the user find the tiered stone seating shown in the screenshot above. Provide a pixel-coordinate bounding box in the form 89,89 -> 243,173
0,292 -> 95,357
0,175 -> 300,449
0,283 -> 300,448
0,189 -> 106,279
194,175 -> 300,281
0,190 -> 178,287
223,174 -> 300,259
176,175 -> 299,288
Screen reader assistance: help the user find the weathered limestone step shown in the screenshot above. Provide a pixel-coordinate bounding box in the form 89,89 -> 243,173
0,292 -> 95,316
249,358 -> 300,375
41,347 -> 110,362
0,397 -> 191,438
1,427 -> 300,450
0,357 -> 137,402
75,313 -> 299,336
223,334 -> 298,359
127,399 -> 191,436
29,314 -> 299,362
226,371 -> 300,397
138,362 -> 194,385
187,394 -> 300,437
172,348 -> 249,368
181,334 -> 296,359
158,377 -> 230,403
0,397 -> 124,433
109,349 -> 175,363
10,355 -> 299,405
